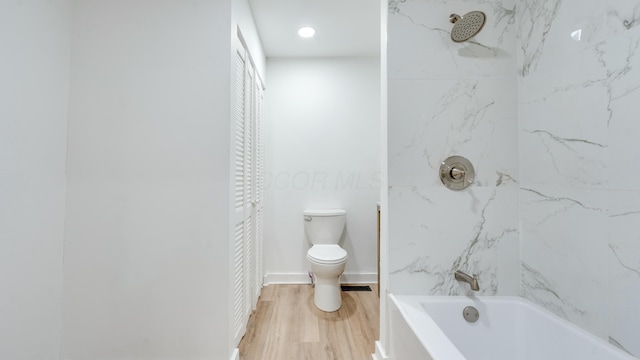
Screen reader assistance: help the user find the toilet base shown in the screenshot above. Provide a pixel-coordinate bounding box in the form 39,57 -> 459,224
313,276 -> 342,312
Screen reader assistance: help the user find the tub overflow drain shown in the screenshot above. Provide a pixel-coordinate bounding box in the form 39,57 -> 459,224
463,306 -> 479,323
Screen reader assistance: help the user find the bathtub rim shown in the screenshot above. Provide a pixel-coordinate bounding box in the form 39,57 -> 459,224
388,293 -> 466,360
389,294 -> 637,360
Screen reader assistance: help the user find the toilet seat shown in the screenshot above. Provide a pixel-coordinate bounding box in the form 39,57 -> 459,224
307,245 -> 347,265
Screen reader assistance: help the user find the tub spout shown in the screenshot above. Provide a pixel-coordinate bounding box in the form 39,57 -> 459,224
455,270 -> 480,291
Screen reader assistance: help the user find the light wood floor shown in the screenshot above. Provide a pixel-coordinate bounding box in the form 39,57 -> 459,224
239,284 -> 379,360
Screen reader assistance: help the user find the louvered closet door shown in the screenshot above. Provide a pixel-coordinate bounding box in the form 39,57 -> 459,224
232,32 -> 266,346
253,82 -> 265,309
233,47 -> 248,346
244,60 -> 255,320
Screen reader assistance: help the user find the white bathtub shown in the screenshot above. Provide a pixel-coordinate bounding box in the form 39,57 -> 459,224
388,295 -> 636,360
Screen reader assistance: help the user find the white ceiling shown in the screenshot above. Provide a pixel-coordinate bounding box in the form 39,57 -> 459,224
248,0 -> 381,58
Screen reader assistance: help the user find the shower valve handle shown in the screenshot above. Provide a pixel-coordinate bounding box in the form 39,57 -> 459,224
450,167 -> 466,180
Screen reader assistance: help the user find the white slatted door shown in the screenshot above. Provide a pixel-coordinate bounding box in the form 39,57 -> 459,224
243,60 -> 255,319
232,31 -> 266,346
233,47 -> 248,346
253,82 -> 265,309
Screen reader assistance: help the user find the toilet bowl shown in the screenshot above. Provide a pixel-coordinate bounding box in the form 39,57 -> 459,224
307,244 -> 348,312
304,209 -> 348,312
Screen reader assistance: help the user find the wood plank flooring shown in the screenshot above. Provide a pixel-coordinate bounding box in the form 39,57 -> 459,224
238,284 -> 379,360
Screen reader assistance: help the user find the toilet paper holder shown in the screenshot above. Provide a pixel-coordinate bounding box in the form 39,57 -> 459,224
439,155 -> 475,191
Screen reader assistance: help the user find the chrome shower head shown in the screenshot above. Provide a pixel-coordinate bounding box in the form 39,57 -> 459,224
449,11 -> 486,42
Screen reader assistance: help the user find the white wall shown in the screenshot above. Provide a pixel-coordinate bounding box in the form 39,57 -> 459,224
264,57 -> 380,283
63,1 -> 234,358
234,0 -> 266,81
0,1 -> 70,358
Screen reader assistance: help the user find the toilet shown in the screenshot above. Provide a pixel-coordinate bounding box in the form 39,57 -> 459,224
304,209 -> 348,312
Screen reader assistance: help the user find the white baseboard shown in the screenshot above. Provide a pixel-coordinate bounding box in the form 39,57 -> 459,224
264,272 -> 312,284
230,348 -> 239,360
372,341 -> 390,360
342,272 -> 378,284
264,272 -> 378,285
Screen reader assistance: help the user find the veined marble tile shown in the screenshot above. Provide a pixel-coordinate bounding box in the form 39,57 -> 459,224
517,0 -> 606,64
518,73 -> 610,158
598,26 -> 640,121
389,184 -> 518,296
555,0 -> 640,51
608,190 -> 640,357
389,0 -> 516,80
518,45 -> 609,189
519,120 -> 608,189
608,92 -> 640,191
603,28 -> 640,191
517,0 -> 640,77
520,186 -> 608,338
516,0 -> 564,77
517,34 -> 610,156
604,2 -> 640,36
518,25 -> 640,190
388,78 -> 518,187
518,41 -> 608,115
519,23 -> 638,125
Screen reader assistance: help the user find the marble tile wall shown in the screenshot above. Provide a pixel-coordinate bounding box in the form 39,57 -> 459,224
388,0 -> 519,296
518,0 -> 640,356
389,0 -> 640,355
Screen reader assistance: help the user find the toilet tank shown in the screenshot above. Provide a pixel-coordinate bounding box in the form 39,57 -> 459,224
303,209 -> 347,245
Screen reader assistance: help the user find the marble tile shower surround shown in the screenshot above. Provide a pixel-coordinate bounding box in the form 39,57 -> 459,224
388,0 -> 519,297
389,184 -> 519,296
389,0 -> 640,357
518,0 -> 640,78
518,0 -> 640,355
609,191 -> 640,357
388,0 -> 517,80
518,4 -> 640,191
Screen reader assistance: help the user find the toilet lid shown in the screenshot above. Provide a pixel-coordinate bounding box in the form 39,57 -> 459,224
307,245 -> 348,264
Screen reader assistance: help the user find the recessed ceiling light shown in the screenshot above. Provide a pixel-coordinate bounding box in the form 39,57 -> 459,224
298,26 -> 316,38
